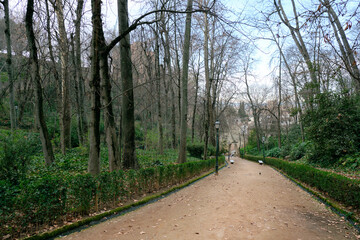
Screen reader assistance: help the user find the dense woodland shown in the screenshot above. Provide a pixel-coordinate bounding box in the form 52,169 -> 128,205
0,0 -> 360,237
0,0 -> 359,173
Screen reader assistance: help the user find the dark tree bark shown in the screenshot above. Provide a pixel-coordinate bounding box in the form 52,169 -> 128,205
73,0 -> 87,146
178,0 -> 193,164
89,0 -> 121,172
100,52 -> 121,171
208,12 -> 217,147
118,0 -> 138,169
2,0 -> 16,130
25,0 -> 55,166
88,0 -> 102,175
203,3 -> 211,160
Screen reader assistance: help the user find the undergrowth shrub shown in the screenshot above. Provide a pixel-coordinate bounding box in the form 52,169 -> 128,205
67,174 -> 96,215
289,142 -> 308,161
187,142 -> 217,158
338,153 -> 360,171
0,130 -> 42,184
17,173 -> 66,226
266,147 -> 281,158
187,143 -> 204,158
1,156 -> 225,238
303,93 -> 360,165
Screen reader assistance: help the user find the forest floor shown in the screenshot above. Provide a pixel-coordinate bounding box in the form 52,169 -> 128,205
59,158 -> 359,240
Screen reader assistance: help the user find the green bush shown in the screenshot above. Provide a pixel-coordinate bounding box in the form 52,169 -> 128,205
0,180 -> 17,229
67,173 -> 96,215
208,145 -> 216,156
0,130 -> 42,184
338,153 -> 360,170
187,143 -> 204,158
1,155 -> 225,238
17,172 -> 66,226
187,143 -> 217,159
266,147 -> 281,158
303,93 -> 360,165
283,124 -> 302,146
289,142 -> 308,161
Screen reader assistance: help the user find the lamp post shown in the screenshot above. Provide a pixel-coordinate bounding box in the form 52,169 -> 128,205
215,120 -> 220,175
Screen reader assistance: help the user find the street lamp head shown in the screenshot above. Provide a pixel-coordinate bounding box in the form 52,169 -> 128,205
262,136 -> 265,143
215,120 -> 220,129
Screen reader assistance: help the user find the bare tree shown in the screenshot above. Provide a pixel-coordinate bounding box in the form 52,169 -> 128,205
88,0 -> 102,175
274,0 -> 319,96
320,0 -> 360,91
50,0 -> 72,154
73,0 -> 87,146
118,0 -> 138,169
154,7 -> 164,154
1,0 -> 16,130
178,0 -> 193,164
203,0 -> 211,160
25,0 -> 55,166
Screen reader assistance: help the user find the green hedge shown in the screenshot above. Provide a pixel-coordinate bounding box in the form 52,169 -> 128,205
243,155 -> 360,209
1,157 -> 224,238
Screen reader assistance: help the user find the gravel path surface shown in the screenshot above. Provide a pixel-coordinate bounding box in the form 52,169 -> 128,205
60,158 -> 359,240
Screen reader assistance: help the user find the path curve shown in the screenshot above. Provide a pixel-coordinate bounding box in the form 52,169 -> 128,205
60,158 -> 359,240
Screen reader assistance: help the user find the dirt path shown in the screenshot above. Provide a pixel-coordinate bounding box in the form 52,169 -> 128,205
60,158 -> 359,240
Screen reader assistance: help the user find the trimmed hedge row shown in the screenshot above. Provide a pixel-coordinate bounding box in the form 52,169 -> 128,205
243,155 -> 360,209
1,158 -> 224,238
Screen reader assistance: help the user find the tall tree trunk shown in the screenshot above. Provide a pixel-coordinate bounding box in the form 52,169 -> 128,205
154,19 -> 164,154
100,53 -> 121,171
277,53 -> 282,148
208,12 -> 217,147
178,0 -> 193,163
118,0 -> 138,169
25,0 -> 54,166
173,2 -> 182,119
88,0 -> 102,175
162,21 -> 176,149
178,0 -> 193,164
191,52 -> 201,143
203,5 -> 211,160
89,1 -> 121,172
2,0 -> 16,130
51,0 -> 72,154
45,0 -> 61,105
74,0 -> 87,145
